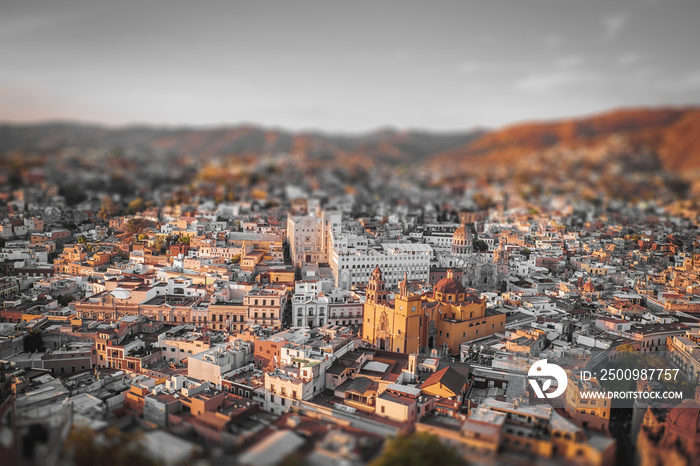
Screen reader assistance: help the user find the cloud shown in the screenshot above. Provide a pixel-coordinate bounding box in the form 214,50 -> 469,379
554,56 -> 585,68
602,13 -> 628,40
656,71 -> 700,93
544,34 -> 562,48
617,52 -> 640,67
514,71 -> 597,92
395,49 -> 410,61
458,61 -> 480,74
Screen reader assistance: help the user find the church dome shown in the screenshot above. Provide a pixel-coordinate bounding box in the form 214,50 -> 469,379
453,224 -> 471,241
452,224 -> 473,256
434,269 -> 466,301
582,278 -> 596,293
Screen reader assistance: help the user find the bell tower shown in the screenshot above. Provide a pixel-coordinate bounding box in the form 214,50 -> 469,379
394,272 -> 422,354
367,266 -> 388,304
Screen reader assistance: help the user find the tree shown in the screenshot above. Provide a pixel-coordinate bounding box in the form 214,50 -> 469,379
23,329 -> 44,353
473,239 -> 488,253
126,218 -> 150,236
153,237 -> 165,252
370,432 -> 463,466
125,197 -> 146,215
98,196 -> 119,222
61,425 -> 163,466
108,174 -> 131,197
283,240 -> 292,263
59,183 -> 87,206
178,236 -> 190,245
58,295 -> 75,306
521,248 -> 532,260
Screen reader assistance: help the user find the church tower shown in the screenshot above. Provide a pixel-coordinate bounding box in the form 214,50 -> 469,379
393,273 -> 422,354
367,266 -> 388,305
494,241 -> 509,276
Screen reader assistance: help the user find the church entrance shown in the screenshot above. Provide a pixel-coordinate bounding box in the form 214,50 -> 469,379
379,338 -> 386,350
428,336 -> 434,349
305,254 -> 312,263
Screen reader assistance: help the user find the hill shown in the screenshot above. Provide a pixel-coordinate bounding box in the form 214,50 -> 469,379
2,106 -> 700,175
428,107 -> 700,174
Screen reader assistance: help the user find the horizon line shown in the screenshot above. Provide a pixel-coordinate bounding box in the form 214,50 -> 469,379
0,103 -> 696,136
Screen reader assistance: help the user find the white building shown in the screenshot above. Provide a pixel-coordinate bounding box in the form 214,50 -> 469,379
330,235 -> 432,289
291,281 -> 329,328
187,340 -> 253,388
158,325 -> 210,363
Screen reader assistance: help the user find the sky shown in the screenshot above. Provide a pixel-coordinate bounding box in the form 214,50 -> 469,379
1,0 -> 699,132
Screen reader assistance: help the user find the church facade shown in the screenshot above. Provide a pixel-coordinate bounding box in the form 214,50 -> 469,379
362,267 -> 505,355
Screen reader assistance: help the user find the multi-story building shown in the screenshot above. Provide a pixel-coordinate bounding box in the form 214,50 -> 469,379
328,297 -> 363,327
331,235 -> 432,289
565,374 -> 611,432
0,277 -> 19,301
417,398 -> 616,465
264,329 -> 358,415
158,325 -> 211,363
98,336 -> 161,372
291,281 -> 329,328
287,210 -> 341,266
187,341 -> 253,388
422,223 -> 462,249
264,363 -> 323,415
243,284 -> 288,329
6,342 -> 96,375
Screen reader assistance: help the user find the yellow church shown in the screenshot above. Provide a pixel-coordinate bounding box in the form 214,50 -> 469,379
362,267 -> 505,354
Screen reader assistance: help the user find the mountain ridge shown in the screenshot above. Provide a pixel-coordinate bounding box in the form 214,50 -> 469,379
2,105 -> 699,174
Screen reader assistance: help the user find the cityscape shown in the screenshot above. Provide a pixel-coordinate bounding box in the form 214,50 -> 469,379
2,2 -> 700,466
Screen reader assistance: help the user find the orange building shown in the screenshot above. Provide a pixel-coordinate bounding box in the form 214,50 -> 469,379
362,268 -> 505,354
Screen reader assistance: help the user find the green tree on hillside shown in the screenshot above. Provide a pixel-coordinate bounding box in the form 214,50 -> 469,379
369,432 -> 464,466
125,197 -> 146,215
